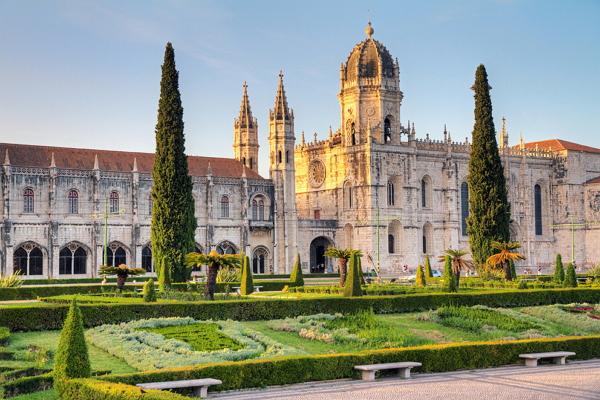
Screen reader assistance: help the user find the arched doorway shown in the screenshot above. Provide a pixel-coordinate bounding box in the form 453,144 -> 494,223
252,246 -> 269,274
309,236 -> 333,273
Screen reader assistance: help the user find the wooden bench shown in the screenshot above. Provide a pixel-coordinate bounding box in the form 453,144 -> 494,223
354,362 -> 422,381
519,351 -> 575,367
137,378 -> 222,398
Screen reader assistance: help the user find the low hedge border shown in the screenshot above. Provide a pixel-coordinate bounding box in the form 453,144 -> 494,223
0,327 -> 9,346
0,372 -> 53,398
4,288 -> 600,332
101,335 -> 600,392
59,378 -> 190,400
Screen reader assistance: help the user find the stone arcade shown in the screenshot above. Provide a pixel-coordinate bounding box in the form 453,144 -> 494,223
2,23 -> 600,279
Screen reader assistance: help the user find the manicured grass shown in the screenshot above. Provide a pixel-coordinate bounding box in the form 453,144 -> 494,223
141,323 -> 243,352
7,330 -> 135,374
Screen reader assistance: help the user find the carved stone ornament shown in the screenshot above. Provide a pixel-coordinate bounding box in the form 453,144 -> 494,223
308,159 -> 326,188
590,191 -> 600,213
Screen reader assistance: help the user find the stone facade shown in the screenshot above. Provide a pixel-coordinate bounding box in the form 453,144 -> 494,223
2,22 -> 600,279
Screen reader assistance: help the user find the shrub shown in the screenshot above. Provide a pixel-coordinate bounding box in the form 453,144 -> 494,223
54,299 -> 91,394
424,255 -> 433,278
343,253 -> 362,297
102,335 -> 600,392
0,372 -> 53,398
289,254 -> 304,287
509,260 -> 517,279
0,326 -> 9,346
518,280 -> 528,290
563,264 -> 577,288
554,254 -> 565,283
416,265 -> 426,287
240,255 -> 254,295
60,378 -> 188,399
587,264 -> 600,280
143,279 -> 157,303
0,271 -> 23,288
443,256 -> 456,292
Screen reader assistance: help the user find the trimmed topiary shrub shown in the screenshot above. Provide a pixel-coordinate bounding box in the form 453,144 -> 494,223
564,263 -> 577,288
143,279 -> 157,303
343,252 -> 362,297
509,260 -> 517,280
443,255 -> 457,292
60,378 -> 188,399
54,299 -> 91,394
0,326 -> 9,346
518,280 -> 528,290
554,254 -> 565,283
240,255 -> 254,295
424,255 -> 433,278
289,254 -> 304,287
416,265 -> 426,287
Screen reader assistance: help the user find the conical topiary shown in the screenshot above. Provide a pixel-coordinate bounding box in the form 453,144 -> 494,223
289,253 -> 304,287
343,252 -> 363,297
554,254 -> 565,283
240,255 -> 254,295
54,299 -> 91,394
416,264 -> 426,287
443,255 -> 457,292
424,255 -> 433,278
563,263 -> 577,288
143,278 -> 157,302
509,259 -> 517,280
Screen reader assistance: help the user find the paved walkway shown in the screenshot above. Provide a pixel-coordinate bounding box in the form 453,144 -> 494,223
214,359 -> 600,400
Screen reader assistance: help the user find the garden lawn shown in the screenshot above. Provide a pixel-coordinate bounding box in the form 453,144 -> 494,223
6,330 -> 135,373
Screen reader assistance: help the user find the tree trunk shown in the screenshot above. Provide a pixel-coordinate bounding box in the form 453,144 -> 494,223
503,262 -> 513,281
205,264 -> 219,300
338,258 -> 347,287
454,270 -> 460,289
117,275 -> 127,290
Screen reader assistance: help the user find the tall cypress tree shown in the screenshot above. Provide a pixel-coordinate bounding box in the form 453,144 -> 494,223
467,65 -> 511,268
151,43 -> 197,286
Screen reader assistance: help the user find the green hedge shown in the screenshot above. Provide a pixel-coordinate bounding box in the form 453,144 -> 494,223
60,378 -> 190,400
0,285 -> 116,301
0,327 -> 9,346
5,288 -> 600,332
102,335 -> 600,392
0,373 -> 53,398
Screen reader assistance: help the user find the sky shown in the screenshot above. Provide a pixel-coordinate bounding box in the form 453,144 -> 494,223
0,0 -> 599,177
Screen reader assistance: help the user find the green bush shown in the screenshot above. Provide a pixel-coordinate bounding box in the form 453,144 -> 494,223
443,256 -> 456,292
54,300 -> 91,395
517,280 -> 528,290
416,265 -> 426,287
0,285 -> 111,301
554,254 -> 565,283
343,253 -> 362,297
60,378 -> 189,399
564,263 -> 577,288
0,326 -> 9,346
240,255 -> 254,295
6,289 -> 600,332
0,372 -> 53,398
424,255 -> 433,278
289,254 -> 304,287
143,279 -> 157,303
509,260 -> 517,280
102,335 -> 600,392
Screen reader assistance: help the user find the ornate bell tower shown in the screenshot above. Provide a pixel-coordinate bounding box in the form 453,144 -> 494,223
338,22 -> 403,146
233,82 -> 259,173
269,72 -> 298,273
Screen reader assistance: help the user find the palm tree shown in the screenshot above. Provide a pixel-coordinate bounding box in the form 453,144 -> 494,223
186,250 -> 241,300
486,241 -> 525,281
324,247 -> 353,287
438,249 -> 473,289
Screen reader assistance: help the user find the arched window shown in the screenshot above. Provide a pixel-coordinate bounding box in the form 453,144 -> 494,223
59,244 -> 87,274
286,150 -> 289,164
249,158 -> 254,170
461,182 -> 469,236
387,181 -> 395,206
68,189 -> 79,214
109,191 -> 119,214
107,243 -> 127,267
216,241 -> 236,254
252,247 -> 269,274
388,234 -> 395,254
421,176 -> 431,208
422,223 -> 433,254
252,199 -> 258,220
258,199 -> 265,220
13,243 -> 43,275
534,184 -> 543,235
351,123 -> 356,145
384,117 -> 392,143
141,245 -> 152,272
343,182 -> 353,209
220,195 -> 229,218
23,188 -> 34,213
277,151 -> 282,164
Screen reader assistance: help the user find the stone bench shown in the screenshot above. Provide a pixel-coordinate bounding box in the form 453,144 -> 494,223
137,378 -> 222,398
354,362 -> 422,381
519,351 -> 575,367
232,286 -> 263,294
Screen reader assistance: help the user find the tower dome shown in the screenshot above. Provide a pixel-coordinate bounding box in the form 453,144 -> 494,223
343,22 -> 397,81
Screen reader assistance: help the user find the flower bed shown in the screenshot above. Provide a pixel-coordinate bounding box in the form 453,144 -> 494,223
86,318 -> 302,370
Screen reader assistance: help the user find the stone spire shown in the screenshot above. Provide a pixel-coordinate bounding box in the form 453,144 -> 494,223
3,149 -> 10,166
49,152 -> 56,168
365,21 -> 374,39
272,71 -> 291,120
132,157 -> 138,172
499,117 -> 509,149
93,154 -> 99,170
237,81 -> 254,129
